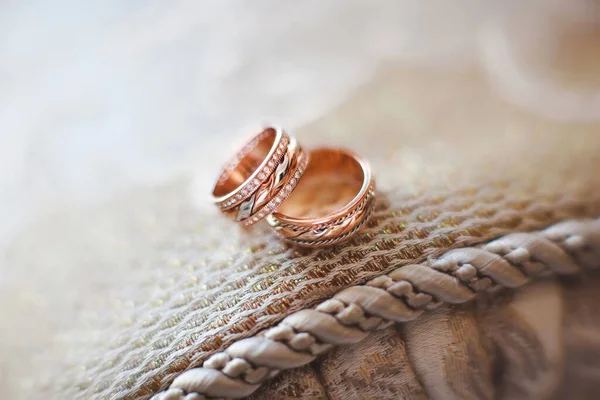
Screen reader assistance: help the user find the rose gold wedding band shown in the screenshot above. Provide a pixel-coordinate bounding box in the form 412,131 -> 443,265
212,127 -> 309,226
266,148 -> 375,247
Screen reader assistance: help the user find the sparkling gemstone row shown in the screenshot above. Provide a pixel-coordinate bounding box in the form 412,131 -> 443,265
217,129 -> 270,185
242,154 -> 308,226
219,135 -> 289,209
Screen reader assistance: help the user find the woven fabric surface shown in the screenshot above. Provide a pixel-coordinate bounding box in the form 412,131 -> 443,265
3,70 -> 600,399
248,324 -> 428,400
151,218 -> 600,399
249,274 -> 600,400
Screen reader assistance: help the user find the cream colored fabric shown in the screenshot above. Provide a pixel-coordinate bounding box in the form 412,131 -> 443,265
152,219 -> 600,399
248,276 -> 600,400
2,69 -> 600,399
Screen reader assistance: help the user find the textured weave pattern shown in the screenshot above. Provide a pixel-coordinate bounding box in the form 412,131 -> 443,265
151,218 -> 600,399
77,189 -> 599,400
4,71 -> 600,399
312,326 -> 427,399
250,326 -> 427,400
248,276 -> 600,400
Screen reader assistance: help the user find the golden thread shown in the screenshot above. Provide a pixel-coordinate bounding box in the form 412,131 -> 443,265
77,181 -> 600,398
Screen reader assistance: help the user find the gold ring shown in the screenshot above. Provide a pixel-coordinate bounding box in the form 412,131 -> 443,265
212,127 -> 309,226
266,148 -> 375,247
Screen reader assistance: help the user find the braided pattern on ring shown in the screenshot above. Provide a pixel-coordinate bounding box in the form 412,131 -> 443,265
151,218 -> 600,400
268,181 -> 376,247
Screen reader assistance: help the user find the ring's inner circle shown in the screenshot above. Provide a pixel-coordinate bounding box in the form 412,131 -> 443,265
213,128 -> 276,197
278,149 -> 364,219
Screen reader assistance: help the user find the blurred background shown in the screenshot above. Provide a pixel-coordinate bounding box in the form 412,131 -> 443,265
1,0 -> 599,248
1,1 -> 600,397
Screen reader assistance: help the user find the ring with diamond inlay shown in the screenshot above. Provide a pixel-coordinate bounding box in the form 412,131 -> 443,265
212,127 -> 309,226
266,148 -> 375,247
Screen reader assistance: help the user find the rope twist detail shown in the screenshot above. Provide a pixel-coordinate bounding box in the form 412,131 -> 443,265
152,218 -> 600,399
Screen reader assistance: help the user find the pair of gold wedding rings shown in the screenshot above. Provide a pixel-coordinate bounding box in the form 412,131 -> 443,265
212,127 -> 375,248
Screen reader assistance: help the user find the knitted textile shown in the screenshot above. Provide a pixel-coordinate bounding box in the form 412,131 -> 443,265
2,71 -> 600,399
247,273 -> 600,400
152,218 -> 600,399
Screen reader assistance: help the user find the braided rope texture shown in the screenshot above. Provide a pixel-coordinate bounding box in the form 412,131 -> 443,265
34,73 -> 600,399
68,186 -> 599,400
269,181 -> 376,247
151,218 -> 600,399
